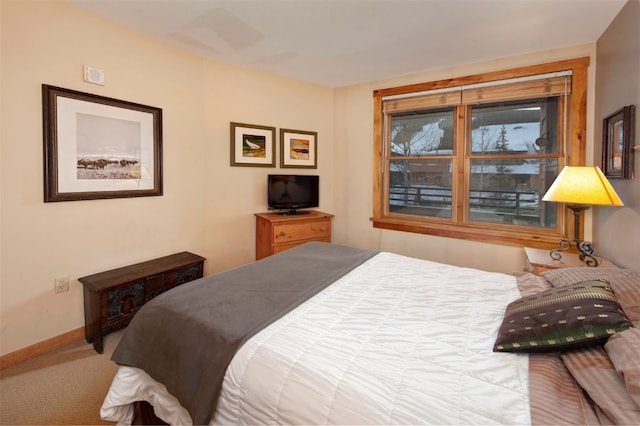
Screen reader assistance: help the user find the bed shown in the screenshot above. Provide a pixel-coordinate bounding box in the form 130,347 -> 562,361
100,242 -> 640,425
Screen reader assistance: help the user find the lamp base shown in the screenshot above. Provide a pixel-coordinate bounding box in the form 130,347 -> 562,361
549,203 -> 599,267
549,238 -> 599,267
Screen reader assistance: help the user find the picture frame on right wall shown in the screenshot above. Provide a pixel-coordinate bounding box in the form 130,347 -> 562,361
280,128 -> 317,169
602,104 -> 635,179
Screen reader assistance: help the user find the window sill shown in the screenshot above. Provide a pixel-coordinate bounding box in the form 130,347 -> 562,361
371,216 -> 562,249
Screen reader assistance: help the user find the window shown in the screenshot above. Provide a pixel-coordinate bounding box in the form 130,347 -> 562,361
372,58 -> 589,247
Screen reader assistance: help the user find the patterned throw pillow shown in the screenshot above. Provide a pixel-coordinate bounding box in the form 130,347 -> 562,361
542,267 -> 640,322
494,279 -> 633,353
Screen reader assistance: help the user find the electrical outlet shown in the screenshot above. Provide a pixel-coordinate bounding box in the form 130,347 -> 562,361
54,276 -> 69,294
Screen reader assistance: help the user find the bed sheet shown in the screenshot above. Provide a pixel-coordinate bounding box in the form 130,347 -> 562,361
102,251 -> 529,425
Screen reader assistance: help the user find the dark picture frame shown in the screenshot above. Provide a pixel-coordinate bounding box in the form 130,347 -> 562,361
230,122 -> 276,167
602,104 -> 635,179
280,128 -> 317,169
42,85 -> 163,202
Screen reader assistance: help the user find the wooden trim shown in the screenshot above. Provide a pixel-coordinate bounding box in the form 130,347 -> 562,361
372,93 -> 384,219
455,105 -> 467,223
0,327 -> 84,370
374,57 -> 590,98
566,64 -> 588,240
569,65 -> 588,166
371,217 -> 562,249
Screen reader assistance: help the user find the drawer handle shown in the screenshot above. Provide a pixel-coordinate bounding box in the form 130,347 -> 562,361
279,231 -> 287,237
320,227 -> 326,231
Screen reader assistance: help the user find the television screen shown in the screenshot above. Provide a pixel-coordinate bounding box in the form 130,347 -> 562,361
268,174 -> 319,214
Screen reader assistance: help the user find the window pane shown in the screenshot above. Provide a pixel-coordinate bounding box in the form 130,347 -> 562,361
389,159 -> 452,218
470,99 -> 559,155
468,158 -> 558,227
390,108 -> 454,157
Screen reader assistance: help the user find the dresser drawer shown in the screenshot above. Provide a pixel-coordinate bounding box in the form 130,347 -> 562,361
255,211 -> 334,260
273,220 -> 331,244
273,238 -> 331,254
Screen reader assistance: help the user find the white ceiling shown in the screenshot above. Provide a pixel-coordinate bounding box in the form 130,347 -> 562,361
68,0 -> 627,88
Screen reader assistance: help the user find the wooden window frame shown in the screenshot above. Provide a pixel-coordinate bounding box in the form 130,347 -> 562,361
372,57 -> 590,249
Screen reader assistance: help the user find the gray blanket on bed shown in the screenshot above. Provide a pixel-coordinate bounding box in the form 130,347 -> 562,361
111,242 -> 378,425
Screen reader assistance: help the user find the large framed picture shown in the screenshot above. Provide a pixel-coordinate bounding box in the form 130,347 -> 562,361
280,128 -> 317,169
230,122 -> 276,167
42,85 -> 163,202
602,104 -> 635,179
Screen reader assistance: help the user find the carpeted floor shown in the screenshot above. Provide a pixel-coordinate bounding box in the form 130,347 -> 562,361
0,329 -> 125,425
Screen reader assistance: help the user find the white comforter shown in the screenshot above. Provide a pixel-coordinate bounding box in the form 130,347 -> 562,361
101,251 -> 530,425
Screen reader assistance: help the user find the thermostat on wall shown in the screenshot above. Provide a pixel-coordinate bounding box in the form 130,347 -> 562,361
83,65 -> 105,86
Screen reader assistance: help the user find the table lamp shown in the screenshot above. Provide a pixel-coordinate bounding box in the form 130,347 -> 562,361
542,166 -> 623,266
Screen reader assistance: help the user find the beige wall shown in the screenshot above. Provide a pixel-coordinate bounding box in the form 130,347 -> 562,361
594,0 -> 640,269
0,1 -> 333,356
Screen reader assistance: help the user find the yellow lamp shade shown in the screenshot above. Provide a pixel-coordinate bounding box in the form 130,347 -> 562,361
542,166 -> 624,206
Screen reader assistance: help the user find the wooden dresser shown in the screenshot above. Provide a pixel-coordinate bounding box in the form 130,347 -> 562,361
255,210 -> 333,260
79,251 -> 205,353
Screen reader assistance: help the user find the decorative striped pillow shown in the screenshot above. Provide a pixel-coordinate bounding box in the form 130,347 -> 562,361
494,279 -> 632,353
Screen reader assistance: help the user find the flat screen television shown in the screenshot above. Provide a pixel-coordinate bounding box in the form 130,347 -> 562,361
268,174 -> 319,215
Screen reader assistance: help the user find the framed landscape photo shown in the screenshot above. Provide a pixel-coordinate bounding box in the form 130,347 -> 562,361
602,104 -> 635,179
230,122 -> 276,167
280,128 -> 317,169
42,85 -> 163,202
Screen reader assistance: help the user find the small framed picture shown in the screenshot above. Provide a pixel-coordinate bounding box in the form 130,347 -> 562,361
280,128 -> 317,169
602,105 -> 635,179
42,85 -> 163,202
230,122 -> 276,167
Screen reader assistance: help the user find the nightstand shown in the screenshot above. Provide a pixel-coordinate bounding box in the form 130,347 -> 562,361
524,247 -> 617,276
